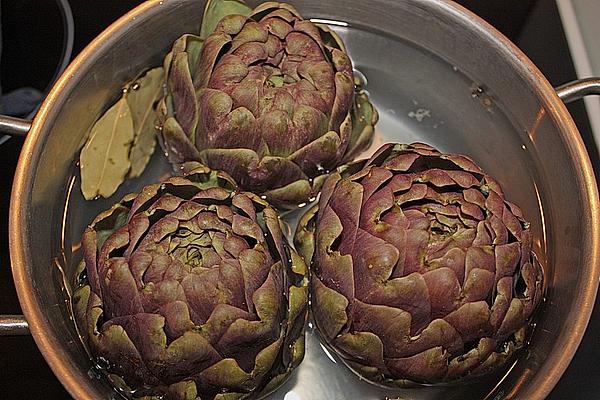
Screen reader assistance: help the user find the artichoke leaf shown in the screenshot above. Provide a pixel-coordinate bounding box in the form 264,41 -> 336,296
214,393 -> 246,400
259,372 -> 291,399
72,285 -> 92,342
294,205 -> 318,266
287,285 -> 309,333
386,347 -> 449,383
290,332 -> 306,369
333,331 -> 386,370
80,97 -> 134,200
260,180 -> 312,209
315,22 -> 348,53
87,202 -> 131,251
127,67 -> 164,178
289,248 -> 309,279
200,0 -> 252,40
345,91 -> 378,162
166,34 -> 204,78
251,336 -> 284,380
163,117 -> 201,165
166,380 -> 198,400
184,35 -> 205,78
199,358 -> 254,392
312,277 -> 349,340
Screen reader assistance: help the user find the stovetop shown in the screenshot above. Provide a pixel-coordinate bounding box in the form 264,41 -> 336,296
1,0 -> 598,398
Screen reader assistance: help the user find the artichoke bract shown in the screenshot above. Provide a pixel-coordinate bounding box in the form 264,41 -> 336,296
73,164 -> 308,400
159,2 -> 377,208
295,143 -> 544,385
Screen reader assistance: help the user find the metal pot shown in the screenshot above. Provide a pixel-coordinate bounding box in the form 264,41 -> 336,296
1,0 -> 599,399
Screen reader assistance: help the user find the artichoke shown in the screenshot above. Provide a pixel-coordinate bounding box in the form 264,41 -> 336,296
295,143 -> 544,385
73,164 -> 308,399
159,2 -> 377,208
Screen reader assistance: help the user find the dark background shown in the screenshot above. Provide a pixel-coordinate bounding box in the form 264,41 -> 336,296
1,0 -> 598,398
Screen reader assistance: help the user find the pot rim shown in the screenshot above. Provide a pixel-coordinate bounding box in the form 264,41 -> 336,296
8,0 -> 600,399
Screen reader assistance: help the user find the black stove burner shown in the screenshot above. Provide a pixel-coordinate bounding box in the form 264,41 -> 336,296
0,1 -> 598,399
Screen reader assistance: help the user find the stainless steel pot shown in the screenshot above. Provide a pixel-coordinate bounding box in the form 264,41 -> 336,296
1,0 -> 599,399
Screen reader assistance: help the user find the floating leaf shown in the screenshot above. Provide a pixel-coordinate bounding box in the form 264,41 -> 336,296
200,0 -> 252,39
80,97 -> 134,200
127,67 -> 164,178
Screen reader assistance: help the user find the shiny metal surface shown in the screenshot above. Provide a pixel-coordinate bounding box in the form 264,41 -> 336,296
0,315 -> 30,336
0,116 -> 31,137
8,0 -> 599,399
556,77 -> 600,103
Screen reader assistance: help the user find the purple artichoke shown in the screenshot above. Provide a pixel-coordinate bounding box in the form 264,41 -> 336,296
73,164 -> 308,399
158,2 -> 377,208
295,143 -> 544,385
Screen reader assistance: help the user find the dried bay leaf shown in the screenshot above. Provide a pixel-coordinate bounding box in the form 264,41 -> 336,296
80,97 -> 134,200
127,67 -> 164,178
79,0 -> 252,200
200,0 -> 252,40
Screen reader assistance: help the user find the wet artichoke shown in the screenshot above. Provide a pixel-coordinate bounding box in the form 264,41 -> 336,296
73,164 -> 308,399
158,2 -> 377,208
295,143 -> 544,385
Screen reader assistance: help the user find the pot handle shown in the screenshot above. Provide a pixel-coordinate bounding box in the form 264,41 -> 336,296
0,121 -> 31,335
0,0 -> 74,335
0,115 -> 32,137
0,315 -> 29,336
0,0 -> 73,140
556,77 -> 600,103
0,115 -> 32,333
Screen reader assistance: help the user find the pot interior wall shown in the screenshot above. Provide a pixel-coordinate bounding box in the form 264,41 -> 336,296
15,0 -> 596,399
